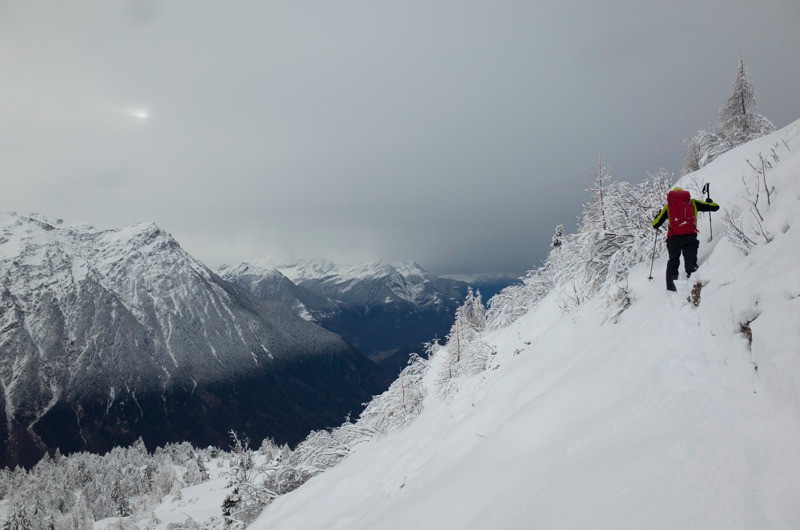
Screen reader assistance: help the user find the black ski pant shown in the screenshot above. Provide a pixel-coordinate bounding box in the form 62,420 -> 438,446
665,234 -> 699,290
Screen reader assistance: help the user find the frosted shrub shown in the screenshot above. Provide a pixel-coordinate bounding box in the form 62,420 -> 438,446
723,143 -> 790,254
488,167 -> 671,329
358,352 -> 429,433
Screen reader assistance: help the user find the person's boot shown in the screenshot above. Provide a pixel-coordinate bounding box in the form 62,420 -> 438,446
667,274 -> 677,292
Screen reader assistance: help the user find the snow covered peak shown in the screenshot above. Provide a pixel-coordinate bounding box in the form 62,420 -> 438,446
0,212 -> 387,467
0,212 -> 214,300
0,213 -> 250,386
263,258 -> 427,285
345,259 -> 428,282
224,257 -> 461,308
219,257 -> 336,282
391,259 -> 427,276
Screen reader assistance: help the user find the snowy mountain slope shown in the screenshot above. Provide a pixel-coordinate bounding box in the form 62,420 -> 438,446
217,263 -> 341,323
250,122 -> 800,529
0,214 -> 387,467
221,259 -> 469,374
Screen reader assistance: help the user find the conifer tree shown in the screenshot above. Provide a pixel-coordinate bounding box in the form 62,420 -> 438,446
221,487 -> 241,527
184,452 -> 210,485
682,55 -> 774,173
551,224 -> 565,248
447,288 -> 485,358
3,502 -> 32,530
436,288 -> 490,390
111,482 -> 133,517
72,492 -> 94,530
720,55 -> 758,124
718,54 -> 774,143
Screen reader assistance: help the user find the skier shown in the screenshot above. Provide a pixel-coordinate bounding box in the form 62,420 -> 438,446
652,187 -> 719,291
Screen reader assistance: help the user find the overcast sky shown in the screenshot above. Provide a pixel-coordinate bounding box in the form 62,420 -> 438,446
2,1 -> 799,275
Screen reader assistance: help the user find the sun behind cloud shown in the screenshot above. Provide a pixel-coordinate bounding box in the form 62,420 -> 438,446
129,108 -> 150,120
106,104 -> 151,121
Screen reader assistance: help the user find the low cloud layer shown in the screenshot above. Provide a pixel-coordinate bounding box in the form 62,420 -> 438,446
2,0 -> 799,274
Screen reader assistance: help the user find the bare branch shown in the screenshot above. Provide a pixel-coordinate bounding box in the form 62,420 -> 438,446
758,153 -> 772,205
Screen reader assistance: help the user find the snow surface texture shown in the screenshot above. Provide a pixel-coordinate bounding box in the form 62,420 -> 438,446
246,122 -> 800,529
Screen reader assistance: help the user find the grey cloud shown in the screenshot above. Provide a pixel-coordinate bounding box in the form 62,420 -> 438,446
2,0 -> 799,276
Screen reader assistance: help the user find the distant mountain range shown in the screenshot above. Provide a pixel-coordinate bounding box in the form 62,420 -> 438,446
0,212 -> 387,468
220,259 -> 518,374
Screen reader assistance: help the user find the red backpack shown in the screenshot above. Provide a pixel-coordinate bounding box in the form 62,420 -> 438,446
666,189 -> 697,237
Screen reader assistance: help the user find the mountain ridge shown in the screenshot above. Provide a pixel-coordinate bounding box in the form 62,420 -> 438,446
222,258 -> 454,307
220,258 -> 470,374
0,212 -> 387,467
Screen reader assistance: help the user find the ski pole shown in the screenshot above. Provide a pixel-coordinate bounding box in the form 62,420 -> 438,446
703,183 -> 713,241
648,229 -> 659,281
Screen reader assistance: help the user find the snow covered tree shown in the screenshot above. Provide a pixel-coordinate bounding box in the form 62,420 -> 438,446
436,288 -> 491,392
488,165 -> 672,326
462,288 -> 486,332
722,56 -> 756,114
446,288 -> 484,361
682,55 -> 774,174
220,431 -> 265,527
111,482 -> 133,517
71,492 -> 94,530
183,452 -> 210,486
682,137 -> 702,175
357,351 -> 430,433
717,55 -> 769,142
583,156 -> 613,230
151,462 -> 181,497
551,224 -> 565,248
3,501 -> 32,530
225,431 -> 255,488
91,492 -> 116,520
221,487 -> 243,528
